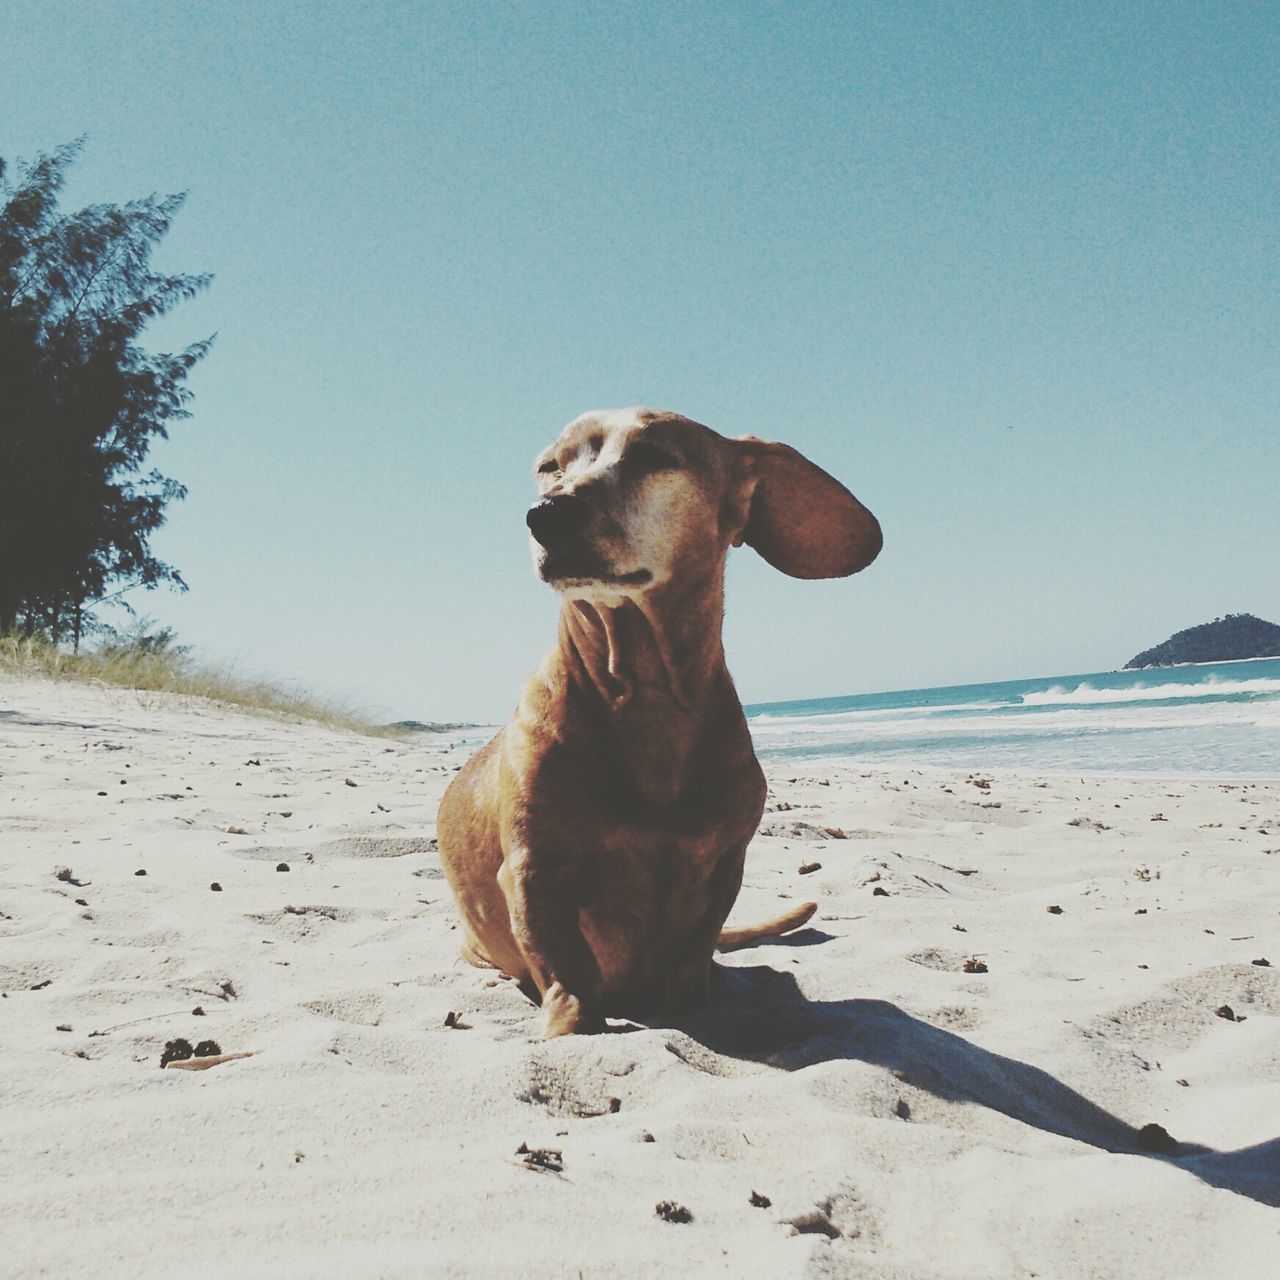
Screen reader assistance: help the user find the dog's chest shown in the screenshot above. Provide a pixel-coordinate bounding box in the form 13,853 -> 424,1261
575,825 -> 741,989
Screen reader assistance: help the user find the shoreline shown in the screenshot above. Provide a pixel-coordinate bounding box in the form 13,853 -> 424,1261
3,674 -> 1278,1276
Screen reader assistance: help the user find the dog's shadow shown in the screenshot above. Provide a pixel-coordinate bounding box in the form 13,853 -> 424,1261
669,961 -> 1280,1209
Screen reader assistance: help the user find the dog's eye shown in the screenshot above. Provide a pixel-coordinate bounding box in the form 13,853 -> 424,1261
537,458 -> 561,476
626,443 -> 679,473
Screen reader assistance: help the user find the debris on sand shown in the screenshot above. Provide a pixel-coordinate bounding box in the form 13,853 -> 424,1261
655,1201 -> 693,1224
1135,1123 -> 1180,1155
515,1142 -> 564,1174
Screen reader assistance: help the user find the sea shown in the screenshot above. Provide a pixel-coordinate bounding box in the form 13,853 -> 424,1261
744,657 -> 1280,779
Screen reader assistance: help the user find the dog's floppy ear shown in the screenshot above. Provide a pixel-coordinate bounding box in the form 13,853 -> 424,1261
733,437 -> 882,579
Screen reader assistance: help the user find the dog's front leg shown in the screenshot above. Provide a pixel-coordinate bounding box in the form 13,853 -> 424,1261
501,851 -> 604,1038
665,847 -> 747,1015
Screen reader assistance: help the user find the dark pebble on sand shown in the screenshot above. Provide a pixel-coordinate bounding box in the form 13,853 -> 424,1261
872,886 -> 889,897
798,861 -> 821,875
74,899 -> 86,906
655,1201 -> 693,1224
56,1024 -> 71,1032
749,1191 -> 772,1209
210,882 -> 222,892
1215,1005 -> 1242,1022
192,1007 -> 205,1016
963,957 -> 988,974
276,863 -> 290,872
1252,958 -> 1271,967
134,869 -> 146,877
161,1038 -> 195,1067
1046,904 -> 1063,914
97,791 -> 108,797
1136,1123 -> 1180,1155
193,1040 -> 221,1057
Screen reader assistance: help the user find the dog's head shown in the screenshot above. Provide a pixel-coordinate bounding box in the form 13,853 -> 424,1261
528,408 -> 881,601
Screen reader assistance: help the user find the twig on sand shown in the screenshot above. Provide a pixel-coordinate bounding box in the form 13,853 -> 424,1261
164,1051 -> 257,1071
89,1009 -> 199,1037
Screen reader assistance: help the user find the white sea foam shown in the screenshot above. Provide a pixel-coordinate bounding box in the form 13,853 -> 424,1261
751,700 -> 1280,743
751,699 -> 995,726
1019,677 -> 1280,707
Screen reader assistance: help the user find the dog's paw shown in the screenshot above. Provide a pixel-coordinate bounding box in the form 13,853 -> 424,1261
541,983 -> 603,1038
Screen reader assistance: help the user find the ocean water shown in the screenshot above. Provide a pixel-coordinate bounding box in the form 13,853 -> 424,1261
745,658 -> 1280,778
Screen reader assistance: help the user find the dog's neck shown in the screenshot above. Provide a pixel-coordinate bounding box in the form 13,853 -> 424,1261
534,564 -> 737,805
561,586 -> 723,712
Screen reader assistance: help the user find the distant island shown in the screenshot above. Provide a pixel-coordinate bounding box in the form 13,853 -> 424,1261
1125,613 -> 1280,669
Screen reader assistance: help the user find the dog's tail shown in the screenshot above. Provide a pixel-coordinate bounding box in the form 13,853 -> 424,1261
715,901 -> 817,951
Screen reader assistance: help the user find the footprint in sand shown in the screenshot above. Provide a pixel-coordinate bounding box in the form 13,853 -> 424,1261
780,1184 -> 879,1243
246,903 -> 374,942
1098,962 -> 1280,1052
906,947 -> 975,973
230,835 -> 437,863
517,1046 -> 639,1117
302,988 -> 396,1027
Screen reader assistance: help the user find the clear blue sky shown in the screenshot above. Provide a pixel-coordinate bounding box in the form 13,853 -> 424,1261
3,1 -> 1276,722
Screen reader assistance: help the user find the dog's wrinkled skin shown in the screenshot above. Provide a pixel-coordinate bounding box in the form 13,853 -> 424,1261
438,409 -> 882,1037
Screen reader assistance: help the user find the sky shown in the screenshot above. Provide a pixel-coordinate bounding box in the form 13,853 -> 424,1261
2,1 -> 1276,723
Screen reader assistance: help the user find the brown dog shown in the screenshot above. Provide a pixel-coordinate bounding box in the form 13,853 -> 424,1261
438,408 -> 881,1037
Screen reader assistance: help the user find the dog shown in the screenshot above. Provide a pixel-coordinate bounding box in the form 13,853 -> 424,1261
438,408 -> 881,1037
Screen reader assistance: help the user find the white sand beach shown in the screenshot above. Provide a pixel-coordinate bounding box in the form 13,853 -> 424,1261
2,675 -> 1278,1278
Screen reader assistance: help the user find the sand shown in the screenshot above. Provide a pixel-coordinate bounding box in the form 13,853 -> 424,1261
2,673 -> 1278,1278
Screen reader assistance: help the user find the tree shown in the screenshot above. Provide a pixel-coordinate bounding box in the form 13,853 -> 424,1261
0,138 -> 212,646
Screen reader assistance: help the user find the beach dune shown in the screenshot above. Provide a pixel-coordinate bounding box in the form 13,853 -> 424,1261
2,675 -> 1277,1278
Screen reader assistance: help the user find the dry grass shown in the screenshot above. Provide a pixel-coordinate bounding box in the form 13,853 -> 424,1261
0,634 -> 398,737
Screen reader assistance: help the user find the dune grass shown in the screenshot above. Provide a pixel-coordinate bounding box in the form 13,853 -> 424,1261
0,632 -> 399,737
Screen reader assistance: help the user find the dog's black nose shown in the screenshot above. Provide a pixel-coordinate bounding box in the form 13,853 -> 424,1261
526,495 -> 589,548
